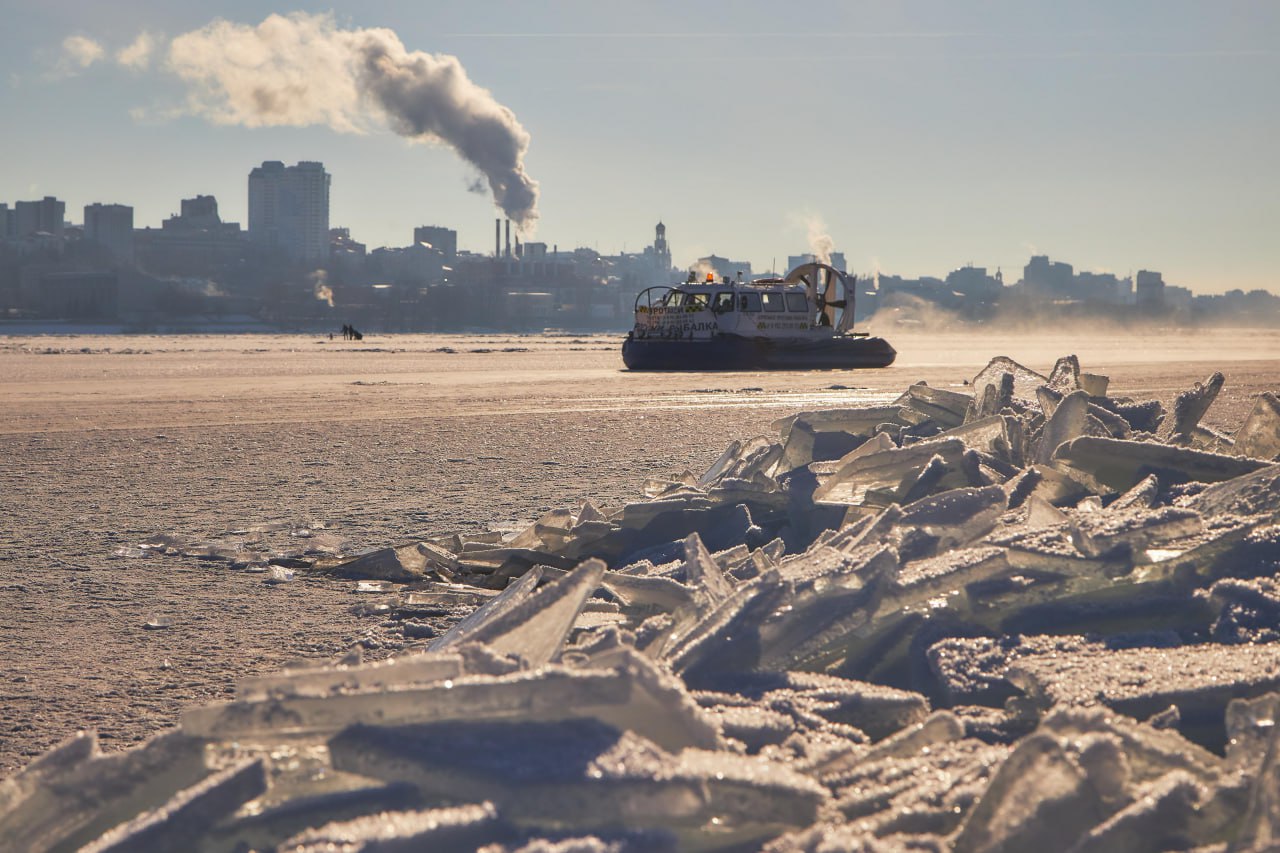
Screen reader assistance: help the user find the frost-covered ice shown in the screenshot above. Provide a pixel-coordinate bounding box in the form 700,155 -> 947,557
8,353 -> 1280,851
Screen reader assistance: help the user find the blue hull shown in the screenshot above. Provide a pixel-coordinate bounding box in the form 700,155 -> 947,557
622,334 -> 897,371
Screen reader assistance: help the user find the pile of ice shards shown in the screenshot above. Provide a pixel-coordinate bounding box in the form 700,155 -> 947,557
7,355 -> 1280,852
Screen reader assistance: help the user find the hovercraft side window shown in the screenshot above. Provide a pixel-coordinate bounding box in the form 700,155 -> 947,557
713,292 -> 735,313
685,293 -> 709,310
785,292 -> 809,313
739,292 -> 762,312
761,292 -> 786,312
663,291 -> 685,307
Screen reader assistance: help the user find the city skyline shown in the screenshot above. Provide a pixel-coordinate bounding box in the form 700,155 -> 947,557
3,2 -> 1277,292
0,165 -> 1264,302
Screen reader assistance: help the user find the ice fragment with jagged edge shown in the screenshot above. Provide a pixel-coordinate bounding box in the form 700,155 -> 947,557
1008,642 -> 1280,739
428,566 -> 543,651
952,732 -> 1107,853
238,651 -> 467,701
332,543 -> 434,581
1047,354 -> 1082,393
439,559 -> 605,666
1070,505 -> 1203,558
900,484 -> 1007,550
1065,770 -> 1201,853
813,437 -> 969,508
278,803 -> 506,853
972,356 -> 1048,408
1053,435 -> 1271,492
1164,371 -> 1225,443
894,381 -> 973,428
1236,391 -> 1280,461
79,759 -> 267,853
329,719 -> 825,849
186,649 -> 721,753
680,532 -> 734,606
1035,389 -> 1091,464
0,731 -> 210,853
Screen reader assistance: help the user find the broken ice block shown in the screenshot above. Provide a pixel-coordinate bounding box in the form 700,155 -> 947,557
690,670 -> 928,741
438,560 -> 605,667
1024,494 -> 1068,528
550,566 -> 696,617
895,382 -> 972,428
1236,392 -> 1280,461
79,759 -> 267,853
429,567 -> 543,652
1212,576 -> 1280,644
680,532 -> 735,606
1166,371 -> 1225,443
329,720 -> 824,847
185,651 -> 721,753
1053,436 -> 1270,492
899,485 -> 1007,550
971,356 -> 1048,407
812,710 -> 964,779
400,583 -> 497,613
1047,354 -> 1082,393
664,571 -> 792,682
699,700 -> 796,752
952,732 -> 1106,853
1080,372 -> 1110,397
1109,473 -> 1159,512
1041,706 -> 1223,787
945,415 -> 1020,462
237,651 -> 466,701
826,740 -> 1008,841
278,803 -> 505,853
1035,390 -> 1091,465
1009,642 -> 1280,741
0,730 -> 97,816
0,731 -> 210,852
1070,505 -> 1203,559
1066,770 -> 1201,853
813,437 -> 968,508
333,544 -> 431,581
1189,465 -> 1280,519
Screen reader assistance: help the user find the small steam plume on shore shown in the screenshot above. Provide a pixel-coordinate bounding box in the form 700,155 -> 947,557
150,13 -> 538,229
805,216 -> 834,266
309,270 -> 334,308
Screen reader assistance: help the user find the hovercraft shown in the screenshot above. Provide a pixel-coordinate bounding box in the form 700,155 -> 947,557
621,262 -> 896,371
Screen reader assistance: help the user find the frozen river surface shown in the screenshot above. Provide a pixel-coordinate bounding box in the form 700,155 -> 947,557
1,328 -> 1278,775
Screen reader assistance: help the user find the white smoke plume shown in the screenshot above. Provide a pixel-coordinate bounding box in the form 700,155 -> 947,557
309,270 -> 335,308
805,215 -> 834,267
159,13 -> 539,229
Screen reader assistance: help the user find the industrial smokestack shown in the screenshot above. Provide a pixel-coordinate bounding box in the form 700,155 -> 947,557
159,13 -> 540,229
495,218 -> 501,258
505,219 -> 511,258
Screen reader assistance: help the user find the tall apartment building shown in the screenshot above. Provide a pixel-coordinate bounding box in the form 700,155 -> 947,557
247,161 -> 330,262
413,225 -> 458,262
83,203 -> 134,263
1135,270 -> 1166,311
13,196 -> 65,238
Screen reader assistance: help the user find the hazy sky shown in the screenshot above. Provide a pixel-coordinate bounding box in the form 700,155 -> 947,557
3,1 -> 1277,292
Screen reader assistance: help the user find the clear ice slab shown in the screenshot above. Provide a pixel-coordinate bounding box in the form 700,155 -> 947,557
1053,435 -> 1271,492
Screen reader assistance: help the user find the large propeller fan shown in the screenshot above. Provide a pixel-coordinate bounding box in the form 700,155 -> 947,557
784,262 -> 855,332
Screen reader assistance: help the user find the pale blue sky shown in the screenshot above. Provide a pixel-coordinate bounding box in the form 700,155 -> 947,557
2,1 -> 1276,291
